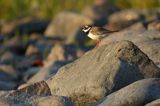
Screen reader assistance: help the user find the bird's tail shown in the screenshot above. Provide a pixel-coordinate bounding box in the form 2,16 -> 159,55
109,30 -> 119,33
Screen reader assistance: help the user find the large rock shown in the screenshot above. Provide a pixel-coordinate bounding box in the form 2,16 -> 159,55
46,41 -> 160,106
0,95 -> 73,106
36,96 -> 73,106
93,78 -> 160,106
137,40 -> 160,64
8,80 -> 51,96
101,30 -> 160,45
101,30 -> 160,64
45,11 -> 93,43
145,99 -> 160,106
0,80 -> 73,106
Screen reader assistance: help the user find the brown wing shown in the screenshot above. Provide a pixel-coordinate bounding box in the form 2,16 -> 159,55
90,27 -> 116,35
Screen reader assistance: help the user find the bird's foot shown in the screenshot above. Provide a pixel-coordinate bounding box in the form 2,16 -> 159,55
95,40 -> 101,47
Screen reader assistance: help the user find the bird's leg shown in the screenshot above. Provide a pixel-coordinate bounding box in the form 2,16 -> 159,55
96,40 -> 101,47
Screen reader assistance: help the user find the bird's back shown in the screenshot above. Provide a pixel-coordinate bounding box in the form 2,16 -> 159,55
90,27 -> 116,35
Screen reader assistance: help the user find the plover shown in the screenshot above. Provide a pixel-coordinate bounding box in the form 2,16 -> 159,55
82,25 -> 118,46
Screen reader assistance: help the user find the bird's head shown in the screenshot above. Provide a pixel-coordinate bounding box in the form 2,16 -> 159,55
82,25 -> 92,33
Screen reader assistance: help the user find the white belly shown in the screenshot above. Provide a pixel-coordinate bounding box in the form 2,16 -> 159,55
88,33 -> 105,40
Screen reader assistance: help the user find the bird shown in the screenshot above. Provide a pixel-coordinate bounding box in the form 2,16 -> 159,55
82,25 -> 118,46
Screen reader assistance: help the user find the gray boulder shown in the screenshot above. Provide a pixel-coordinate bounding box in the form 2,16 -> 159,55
137,40 -> 160,64
93,78 -> 160,106
36,96 -> 73,106
145,99 -> 160,106
8,80 -> 51,97
0,81 -> 73,106
101,30 -> 160,64
0,95 -> 73,106
47,41 -> 160,106
101,30 -> 160,45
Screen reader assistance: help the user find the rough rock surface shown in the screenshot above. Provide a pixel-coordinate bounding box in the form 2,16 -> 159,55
0,81 -> 73,106
93,78 -> 160,106
36,96 -> 73,106
137,40 -> 160,64
8,80 -> 51,96
145,99 -> 160,106
101,30 -> 160,45
101,30 -> 160,64
46,41 -> 160,106
0,95 -> 73,106
45,11 -> 93,43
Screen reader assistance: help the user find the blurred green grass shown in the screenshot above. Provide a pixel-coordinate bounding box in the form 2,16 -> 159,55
0,0 -> 93,20
0,0 -> 160,20
112,0 -> 160,9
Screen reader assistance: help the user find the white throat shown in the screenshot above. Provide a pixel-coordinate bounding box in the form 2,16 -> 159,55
88,33 -> 100,40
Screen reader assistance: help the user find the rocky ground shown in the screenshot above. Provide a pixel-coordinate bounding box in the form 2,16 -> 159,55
0,1 -> 160,106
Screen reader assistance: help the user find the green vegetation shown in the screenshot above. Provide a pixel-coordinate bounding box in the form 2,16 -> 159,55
113,0 -> 160,9
0,0 -> 93,20
0,0 -> 160,20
